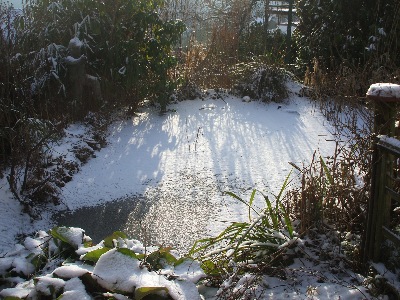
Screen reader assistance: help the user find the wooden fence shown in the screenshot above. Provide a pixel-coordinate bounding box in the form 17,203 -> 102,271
363,85 -> 400,264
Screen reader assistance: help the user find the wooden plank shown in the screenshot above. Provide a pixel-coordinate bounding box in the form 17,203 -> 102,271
382,226 -> 400,247
385,186 -> 400,204
373,150 -> 390,260
377,139 -> 400,157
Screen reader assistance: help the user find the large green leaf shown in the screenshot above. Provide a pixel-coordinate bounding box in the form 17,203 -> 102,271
50,227 -> 74,245
135,286 -> 169,300
81,247 -> 110,263
79,272 -> 106,295
146,247 -> 177,270
117,248 -> 139,259
103,231 -> 128,248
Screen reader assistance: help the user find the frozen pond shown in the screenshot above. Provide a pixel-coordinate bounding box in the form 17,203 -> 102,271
52,92 -> 337,254
54,174 -> 219,254
54,193 -> 214,254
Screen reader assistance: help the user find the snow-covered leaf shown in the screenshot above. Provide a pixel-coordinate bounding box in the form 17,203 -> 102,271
134,286 -> 169,300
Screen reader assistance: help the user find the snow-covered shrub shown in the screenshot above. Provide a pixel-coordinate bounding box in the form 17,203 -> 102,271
232,63 -> 289,103
14,0 -> 185,112
0,227 -> 206,300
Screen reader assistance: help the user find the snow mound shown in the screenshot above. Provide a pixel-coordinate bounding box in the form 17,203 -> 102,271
366,83 -> 400,99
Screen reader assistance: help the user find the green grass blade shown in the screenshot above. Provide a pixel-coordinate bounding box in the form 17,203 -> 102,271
263,194 -> 279,229
276,169 -> 292,203
233,213 -> 265,258
248,189 -> 257,221
225,191 -> 260,217
320,156 -> 334,185
279,202 -> 293,238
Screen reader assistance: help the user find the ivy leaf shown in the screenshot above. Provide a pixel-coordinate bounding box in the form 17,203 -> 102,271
200,260 -> 221,276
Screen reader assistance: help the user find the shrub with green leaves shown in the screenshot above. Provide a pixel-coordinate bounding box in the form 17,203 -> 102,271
295,0 -> 400,70
232,62 -> 289,103
13,0 -> 185,111
0,227 -> 205,299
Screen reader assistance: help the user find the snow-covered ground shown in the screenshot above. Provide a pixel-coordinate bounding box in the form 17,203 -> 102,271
1,83 -> 395,299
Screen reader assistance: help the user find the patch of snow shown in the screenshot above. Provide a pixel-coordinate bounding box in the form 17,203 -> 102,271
173,259 -> 205,283
367,83 -> 400,98
55,226 -> 85,248
0,286 -> 32,299
242,96 -> 251,102
53,264 -> 92,279
378,135 -> 400,150
35,275 -> 65,296
60,277 -> 91,300
11,256 -> 35,276
93,249 -> 201,299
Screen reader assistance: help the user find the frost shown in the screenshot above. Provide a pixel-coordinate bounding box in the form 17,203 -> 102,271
118,66 -> 126,75
68,36 -> 83,49
0,257 -> 14,274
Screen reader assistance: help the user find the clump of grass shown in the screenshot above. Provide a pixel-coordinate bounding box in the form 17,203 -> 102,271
190,172 -> 297,278
288,147 -> 369,235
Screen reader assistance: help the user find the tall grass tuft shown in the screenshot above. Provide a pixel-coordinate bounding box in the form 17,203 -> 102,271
190,172 -> 296,276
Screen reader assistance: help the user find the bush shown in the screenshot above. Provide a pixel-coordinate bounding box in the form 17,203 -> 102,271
16,0 -> 185,110
295,0 -> 400,92
238,22 -> 287,62
232,62 -> 289,103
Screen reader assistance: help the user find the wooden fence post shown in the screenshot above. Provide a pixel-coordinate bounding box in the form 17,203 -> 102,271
363,83 -> 400,263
